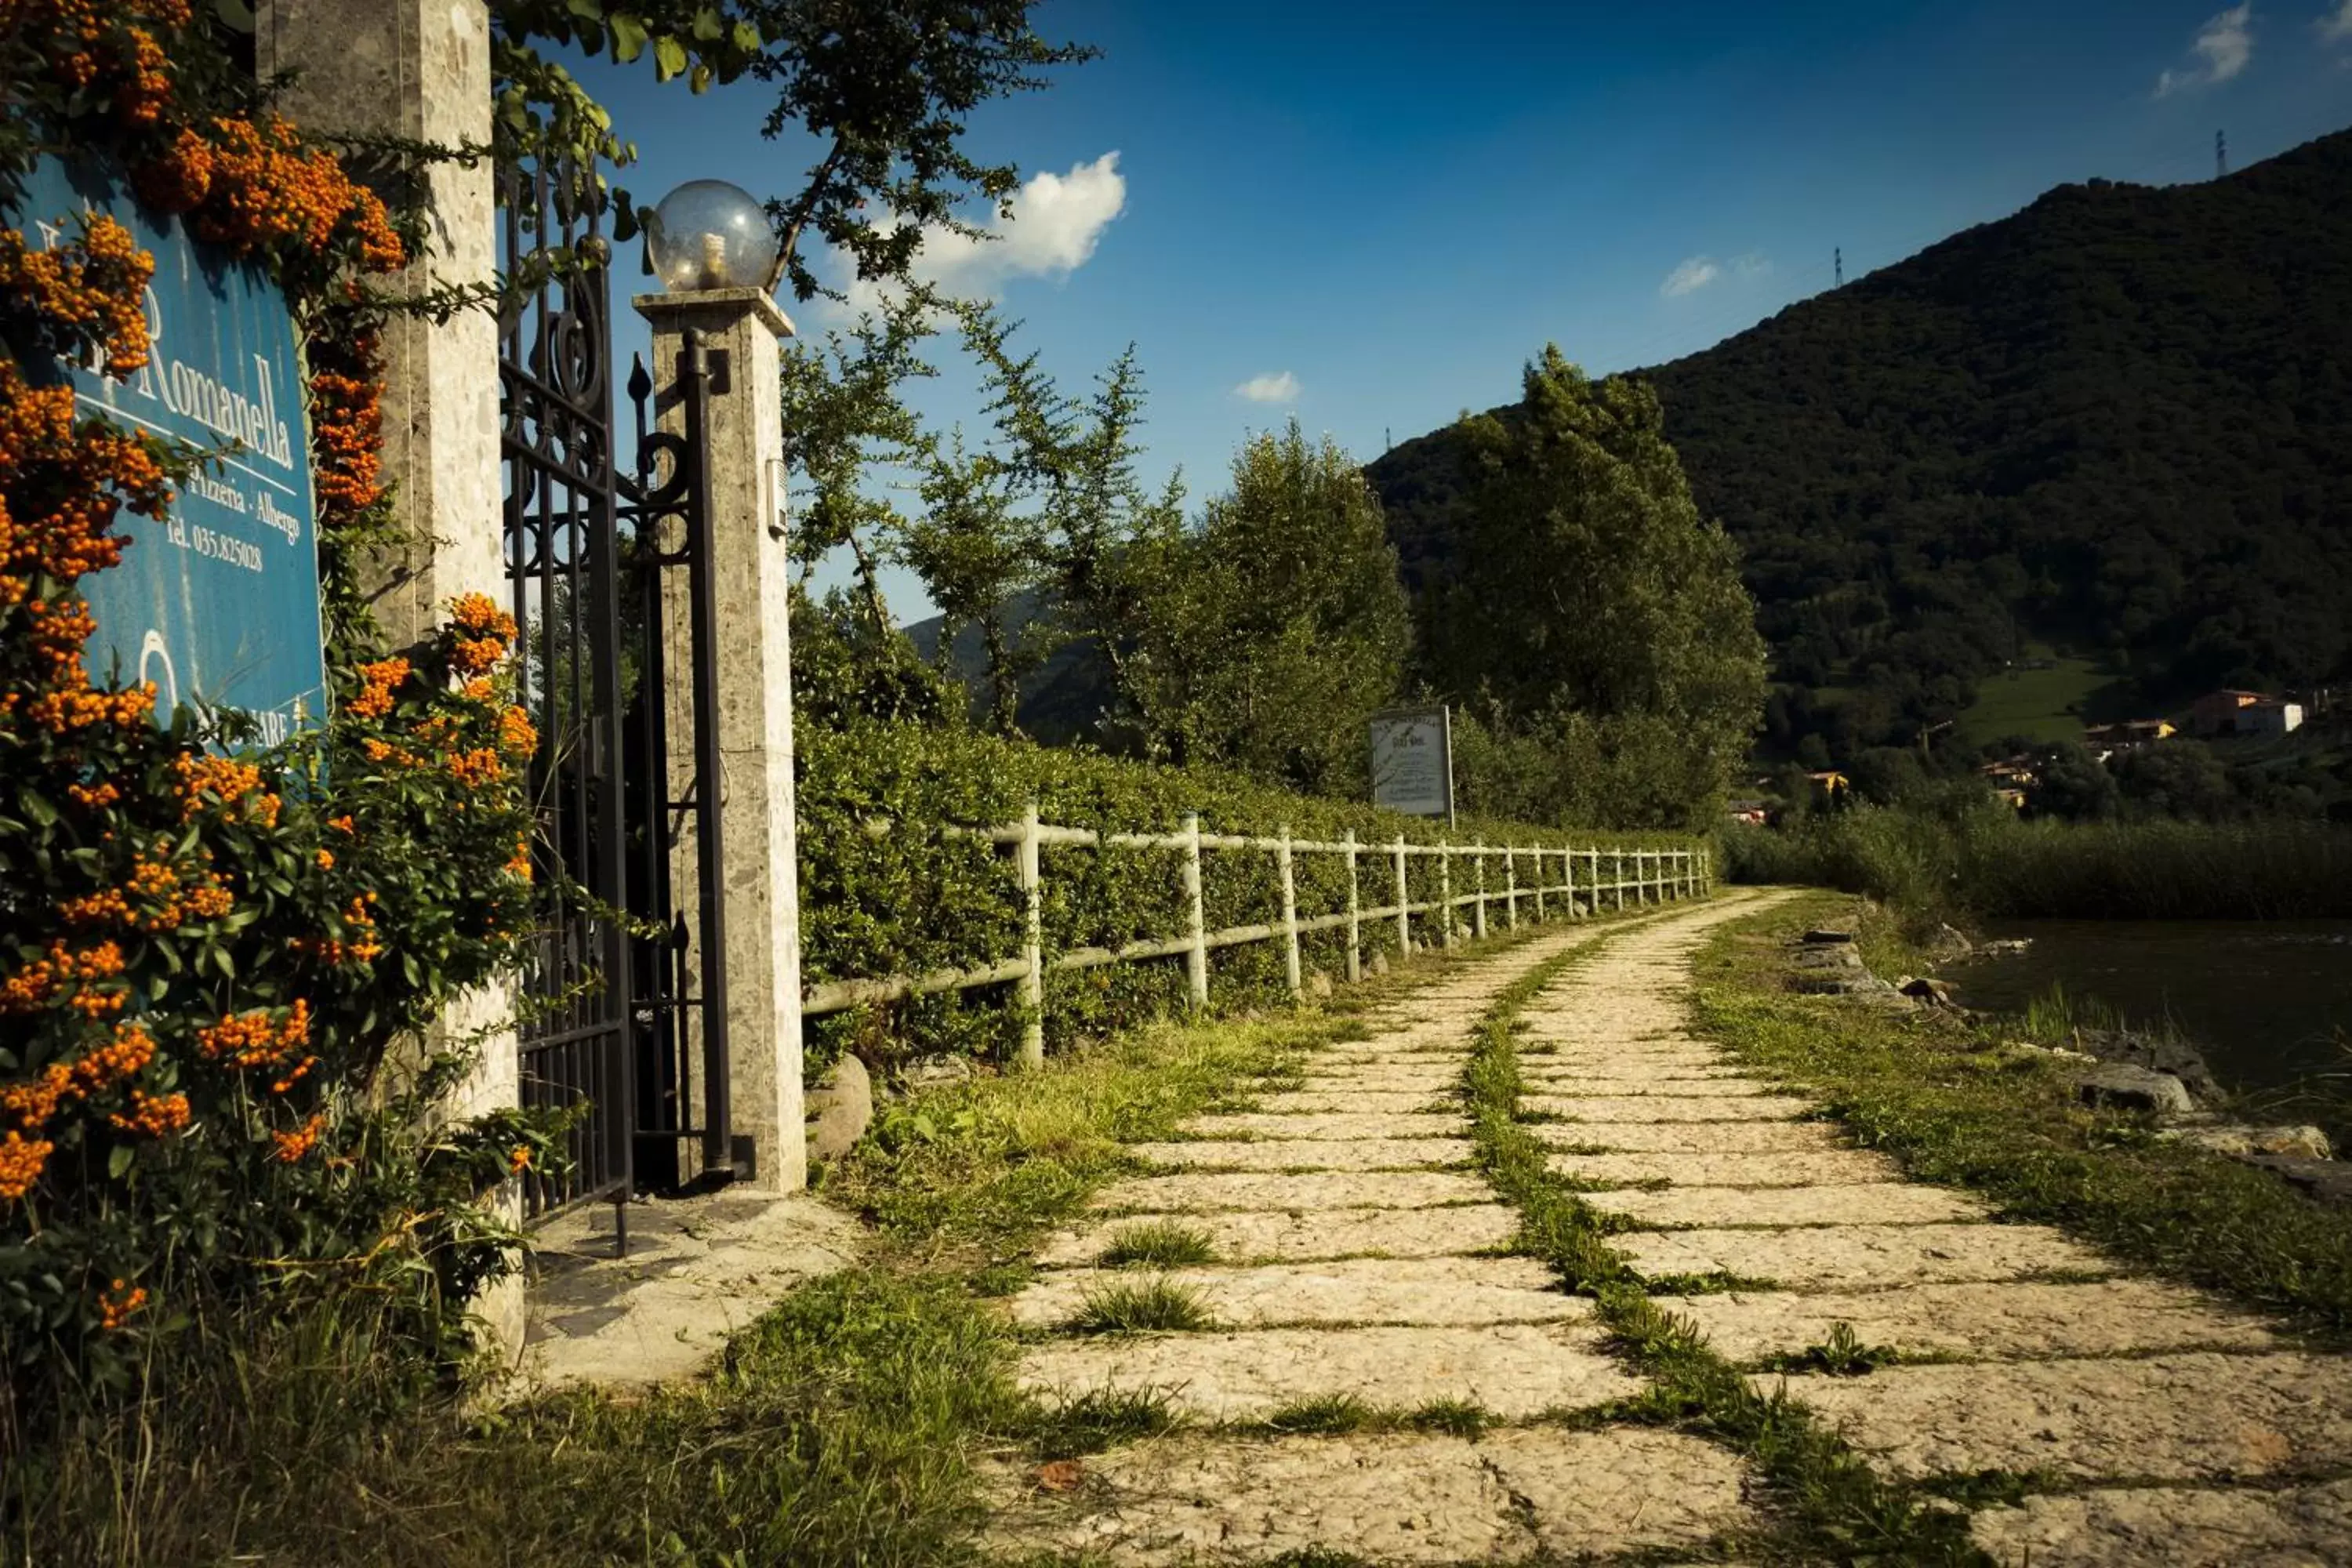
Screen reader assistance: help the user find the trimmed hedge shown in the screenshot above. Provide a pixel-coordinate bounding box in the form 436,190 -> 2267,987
797,722 -> 1704,1072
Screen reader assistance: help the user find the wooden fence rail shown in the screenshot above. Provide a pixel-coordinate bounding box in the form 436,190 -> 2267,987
804,810 -> 1715,1065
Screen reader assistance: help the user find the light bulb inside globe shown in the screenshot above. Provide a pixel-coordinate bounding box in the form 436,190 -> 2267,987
647,179 -> 781,293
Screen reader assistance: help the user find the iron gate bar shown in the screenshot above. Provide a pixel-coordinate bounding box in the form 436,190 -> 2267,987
675,332 -> 734,1176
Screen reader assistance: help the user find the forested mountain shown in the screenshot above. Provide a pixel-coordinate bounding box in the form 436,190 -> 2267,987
1367,127 -> 2352,761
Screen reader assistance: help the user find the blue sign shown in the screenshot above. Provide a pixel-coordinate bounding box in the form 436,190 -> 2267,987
17,157 -> 325,745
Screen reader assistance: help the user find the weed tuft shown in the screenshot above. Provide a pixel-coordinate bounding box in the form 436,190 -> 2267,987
1403,1397 -> 1492,1437
1261,1393 -> 1374,1435
1097,1221 -> 1218,1269
1026,1385 -> 1184,1461
1759,1321 -> 1900,1376
1069,1278 -> 1218,1335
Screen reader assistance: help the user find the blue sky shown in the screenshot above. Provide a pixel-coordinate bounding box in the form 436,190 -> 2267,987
576,1 -> 2352,619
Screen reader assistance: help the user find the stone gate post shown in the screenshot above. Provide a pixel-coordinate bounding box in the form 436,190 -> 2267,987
635,288 -> 807,1193
256,0 -> 521,1354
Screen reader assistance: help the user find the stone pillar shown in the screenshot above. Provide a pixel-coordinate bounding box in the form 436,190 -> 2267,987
258,0 -> 500,653
257,0 -> 520,1357
636,287 -> 806,1193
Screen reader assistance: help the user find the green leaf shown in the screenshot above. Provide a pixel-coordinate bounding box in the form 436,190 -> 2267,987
564,0 -> 601,18
108,1145 -> 134,1180
609,13 -> 648,63
731,20 -> 762,53
690,62 -> 713,93
691,6 -> 724,42
652,34 -> 688,81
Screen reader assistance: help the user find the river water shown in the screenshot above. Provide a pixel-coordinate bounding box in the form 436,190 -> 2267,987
1945,920 -> 2352,1094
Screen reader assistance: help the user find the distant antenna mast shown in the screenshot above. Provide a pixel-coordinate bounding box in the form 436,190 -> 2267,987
1385,426 -> 1392,452
1834,247 -> 1843,288
2216,129 -> 2227,179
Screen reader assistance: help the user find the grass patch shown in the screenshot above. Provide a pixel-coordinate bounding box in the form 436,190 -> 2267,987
1069,1278 -> 1218,1334
1697,893 -> 2352,1340
1460,929 -> 1991,1565
1097,1219 -> 1217,1269
1025,1385 -> 1184,1460
1639,1270 -> 1783,1297
12,1269 -> 1025,1568
1261,1392 -> 1377,1435
1401,1397 -> 1492,1436
12,1009 -> 1326,1565
1759,1322 -> 1902,1376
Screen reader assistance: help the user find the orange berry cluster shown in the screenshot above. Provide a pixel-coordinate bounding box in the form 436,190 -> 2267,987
310,370 -> 386,516
289,895 -> 383,967
0,940 -> 127,1020
496,704 -> 538,757
445,593 -> 520,679
446,746 -> 504,789
194,1000 -> 312,1072
0,218 -> 155,379
185,115 -> 405,273
0,1019 -> 171,1199
96,1277 -> 149,1331
107,1088 -> 190,1138
270,1112 -> 325,1164
58,844 -> 233,932
0,1132 -> 54,1203
345,656 -> 408,721
172,753 -> 281,827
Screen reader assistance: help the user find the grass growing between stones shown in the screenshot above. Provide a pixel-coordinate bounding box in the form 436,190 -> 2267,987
1097,1218 -> 1218,1268
1028,1385 -> 1185,1460
1696,892 -> 2352,1340
1069,1277 -> 1219,1334
1462,931 -> 1994,1566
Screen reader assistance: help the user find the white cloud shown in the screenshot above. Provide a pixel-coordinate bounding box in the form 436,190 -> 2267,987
2156,3 -> 2254,96
1232,371 -> 1301,404
1661,256 -> 1721,297
1733,252 -> 1773,278
2320,0 -> 2352,44
836,152 -> 1126,314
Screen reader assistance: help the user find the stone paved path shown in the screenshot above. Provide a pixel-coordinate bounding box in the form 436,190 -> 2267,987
985,893 -> 2352,1566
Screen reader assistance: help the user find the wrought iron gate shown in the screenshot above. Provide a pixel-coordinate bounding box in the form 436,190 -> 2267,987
498,154 -> 633,1224
498,154 -> 735,1225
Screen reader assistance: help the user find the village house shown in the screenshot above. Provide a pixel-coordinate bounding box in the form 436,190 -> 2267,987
2190,689 -> 2302,738
2082,717 -> 2176,750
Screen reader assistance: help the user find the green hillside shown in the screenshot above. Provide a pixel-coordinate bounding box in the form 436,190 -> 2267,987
1367,127 -> 2352,764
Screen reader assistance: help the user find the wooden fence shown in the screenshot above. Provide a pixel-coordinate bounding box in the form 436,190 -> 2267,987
803,810 -> 1713,1065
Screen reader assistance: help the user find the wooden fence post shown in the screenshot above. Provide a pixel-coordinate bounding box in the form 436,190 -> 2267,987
1439,839 -> 1454,949
1474,846 -> 1488,939
1278,826 -> 1301,999
1506,844 -> 1519,927
1344,829 -> 1362,984
1532,844 -> 1545,921
1182,811 -> 1209,1010
1613,848 -> 1624,911
1017,801 -> 1044,1068
1563,847 -> 1576,919
1392,836 -> 1410,956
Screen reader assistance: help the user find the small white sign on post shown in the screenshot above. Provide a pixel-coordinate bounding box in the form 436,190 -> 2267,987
1369,705 -> 1455,826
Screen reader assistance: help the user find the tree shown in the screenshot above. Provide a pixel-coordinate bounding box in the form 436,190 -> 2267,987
956,313 -> 1183,750
2114,741 -> 2241,822
779,286 -> 942,641
1127,423 -> 1411,792
490,2 -> 1097,303
2024,743 -> 2118,820
1428,347 -> 1767,826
